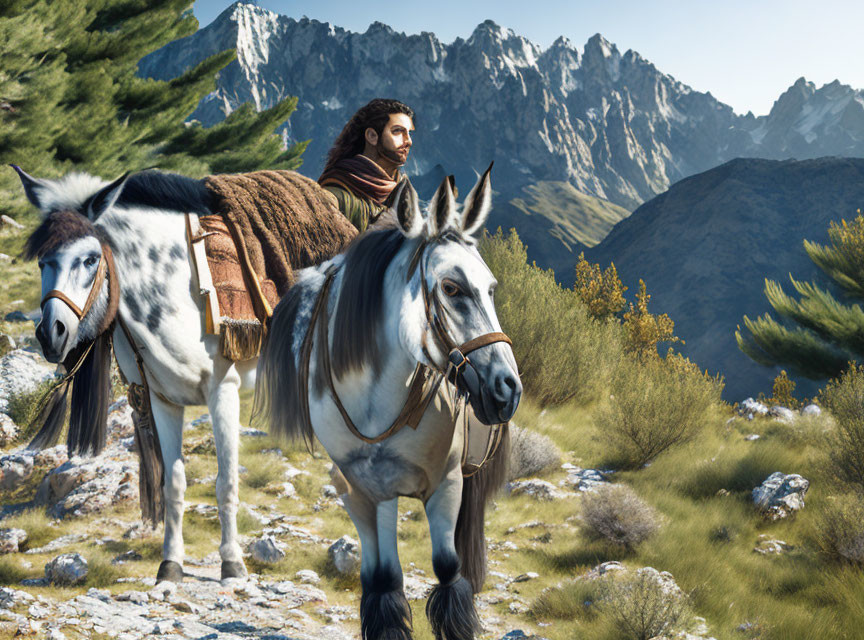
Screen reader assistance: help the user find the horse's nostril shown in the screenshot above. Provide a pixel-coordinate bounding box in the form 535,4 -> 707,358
55,320 -> 65,337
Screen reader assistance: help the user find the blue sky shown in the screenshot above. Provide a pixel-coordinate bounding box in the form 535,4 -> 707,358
193,0 -> 864,116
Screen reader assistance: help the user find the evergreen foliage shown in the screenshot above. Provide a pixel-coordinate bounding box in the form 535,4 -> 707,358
737,214 -> 864,380
0,0 -> 306,220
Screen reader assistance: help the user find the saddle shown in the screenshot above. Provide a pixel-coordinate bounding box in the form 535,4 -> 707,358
187,170 -> 357,361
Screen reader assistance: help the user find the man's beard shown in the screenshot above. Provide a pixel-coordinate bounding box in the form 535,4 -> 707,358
377,140 -> 408,166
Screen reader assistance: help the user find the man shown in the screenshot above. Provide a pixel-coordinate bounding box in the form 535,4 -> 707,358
319,98 -> 414,232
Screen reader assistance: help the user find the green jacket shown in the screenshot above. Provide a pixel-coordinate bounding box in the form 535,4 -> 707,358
323,185 -> 387,233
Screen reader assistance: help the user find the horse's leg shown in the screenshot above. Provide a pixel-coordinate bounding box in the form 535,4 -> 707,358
424,468 -> 481,640
354,497 -> 412,640
208,361 -> 246,580
151,394 -> 186,584
341,490 -> 411,640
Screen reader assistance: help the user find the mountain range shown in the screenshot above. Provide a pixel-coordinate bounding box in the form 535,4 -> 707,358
140,3 -> 864,212
139,4 -> 864,394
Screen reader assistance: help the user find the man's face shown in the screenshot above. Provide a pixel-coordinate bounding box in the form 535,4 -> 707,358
369,113 -> 414,166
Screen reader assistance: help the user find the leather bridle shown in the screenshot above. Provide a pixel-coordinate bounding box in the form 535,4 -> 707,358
40,243 -> 119,336
301,238 -> 512,448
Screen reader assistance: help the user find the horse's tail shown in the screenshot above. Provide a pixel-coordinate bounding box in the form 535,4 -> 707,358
252,285 -> 316,450
455,421 -> 510,594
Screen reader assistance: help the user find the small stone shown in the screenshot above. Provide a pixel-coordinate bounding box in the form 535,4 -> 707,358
2,311 -> 28,323
44,553 -> 88,585
115,590 -> 149,604
111,550 -> 142,565
249,535 -> 285,564
754,538 -> 794,555
0,453 -> 34,491
753,472 -> 810,520
740,398 -> 768,415
769,405 -> 795,423
801,404 -> 822,417
328,536 -> 360,575
744,434 -> 760,441
0,529 -> 27,554
512,572 -> 539,583
322,484 -> 338,498
0,216 -> 24,230
295,569 -> 320,585
508,479 -> 566,500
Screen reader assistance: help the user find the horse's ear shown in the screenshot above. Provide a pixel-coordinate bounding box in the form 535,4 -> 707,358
87,172 -> 129,219
10,165 -> 49,210
428,175 -> 457,235
461,162 -> 493,236
394,178 -> 423,237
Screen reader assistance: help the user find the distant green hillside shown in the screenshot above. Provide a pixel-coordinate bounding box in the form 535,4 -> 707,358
488,181 -> 631,277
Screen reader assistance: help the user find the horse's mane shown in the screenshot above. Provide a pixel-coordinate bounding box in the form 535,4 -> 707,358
106,170 -> 212,217
332,227 -> 410,380
254,225 -> 416,448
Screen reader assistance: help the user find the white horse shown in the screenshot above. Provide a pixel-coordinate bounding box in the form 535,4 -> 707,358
255,172 -> 522,640
13,166 -> 324,583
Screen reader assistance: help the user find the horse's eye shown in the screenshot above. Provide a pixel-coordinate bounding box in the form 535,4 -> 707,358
441,279 -> 461,297
84,255 -> 98,268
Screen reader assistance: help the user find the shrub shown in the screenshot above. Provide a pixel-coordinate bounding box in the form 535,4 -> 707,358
480,229 -> 622,407
602,570 -> 691,640
769,370 -> 801,409
595,356 -> 720,469
819,363 -> 864,491
6,378 -> 60,441
508,425 -> 561,480
580,484 -> 659,548
813,494 -> 864,566
531,578 -> 602,621
622,280 -> 681,359
573,253 -> 627,320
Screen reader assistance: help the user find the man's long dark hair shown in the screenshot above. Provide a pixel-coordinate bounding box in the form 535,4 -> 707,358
322,98 -> 415,173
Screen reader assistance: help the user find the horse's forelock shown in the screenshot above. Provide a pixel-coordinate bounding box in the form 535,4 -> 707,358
24,210 -> 99,261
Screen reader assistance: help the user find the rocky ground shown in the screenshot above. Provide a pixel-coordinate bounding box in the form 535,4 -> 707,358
0,302 -> 822,640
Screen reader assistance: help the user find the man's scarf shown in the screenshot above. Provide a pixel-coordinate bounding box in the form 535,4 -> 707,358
318,155 -> 399,206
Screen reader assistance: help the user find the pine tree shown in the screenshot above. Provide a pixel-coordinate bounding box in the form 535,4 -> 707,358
0,0 -> 306,219
736,213 -> 864,380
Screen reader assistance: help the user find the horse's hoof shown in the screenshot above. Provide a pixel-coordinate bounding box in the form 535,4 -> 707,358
221,560 -> 247,580
156,560 -> 184,583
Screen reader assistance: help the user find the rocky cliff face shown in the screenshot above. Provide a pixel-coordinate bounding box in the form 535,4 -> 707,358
138,2 -> 855,215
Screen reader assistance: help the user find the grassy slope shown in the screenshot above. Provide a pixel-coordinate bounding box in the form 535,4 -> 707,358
488,181 -> 631,279
1,388 -> 857,639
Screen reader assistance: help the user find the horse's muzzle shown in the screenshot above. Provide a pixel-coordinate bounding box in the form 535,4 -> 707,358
453,359 -> 522,425
36,303 -> 72,363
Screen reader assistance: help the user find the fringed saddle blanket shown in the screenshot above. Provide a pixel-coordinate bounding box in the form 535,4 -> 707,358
191,170 -> 357,361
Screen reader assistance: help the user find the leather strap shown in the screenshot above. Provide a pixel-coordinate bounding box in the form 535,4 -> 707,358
299,241 -> 513,450
41,251 -> 107,320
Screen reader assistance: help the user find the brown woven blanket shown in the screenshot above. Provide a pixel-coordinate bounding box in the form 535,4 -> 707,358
203,170 -> 357,360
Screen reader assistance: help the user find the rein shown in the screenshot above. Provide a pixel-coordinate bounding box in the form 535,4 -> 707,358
300,240 -> 512,465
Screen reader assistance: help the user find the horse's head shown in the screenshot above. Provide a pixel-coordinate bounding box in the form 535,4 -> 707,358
392,167 -> 522,424
15,167 -> 125,363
